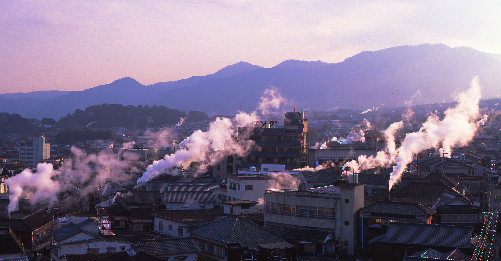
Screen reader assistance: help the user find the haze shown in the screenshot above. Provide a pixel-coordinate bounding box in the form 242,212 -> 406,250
0,1 -> 500,94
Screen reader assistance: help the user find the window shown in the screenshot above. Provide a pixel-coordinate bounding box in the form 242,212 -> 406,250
120,246 -> 126,251
344,221 -> 349,226
106,247 -> 116,253
178,227 -> 184,237
345,199 -> 349,203
263,168 -> 268,171
169,224 -> 173,230
245,185 -> 253,190
241,204 -> 250,209
158,220 -> 163,231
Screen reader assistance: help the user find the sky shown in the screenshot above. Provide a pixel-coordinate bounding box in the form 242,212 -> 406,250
0,1 -> 500,94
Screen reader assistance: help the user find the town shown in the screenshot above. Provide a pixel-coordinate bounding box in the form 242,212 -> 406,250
0,91 -> 500,260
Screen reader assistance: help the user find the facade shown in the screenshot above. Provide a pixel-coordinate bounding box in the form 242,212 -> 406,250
264,184 -> 364,255
18,136 -> 49,168
153,209 -> 226,238
240,111 -> 308,170
226,174 -> 273,203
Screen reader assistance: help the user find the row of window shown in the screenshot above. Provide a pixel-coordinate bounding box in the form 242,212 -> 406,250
265,203 -> 335,220
227,182 -> 253,191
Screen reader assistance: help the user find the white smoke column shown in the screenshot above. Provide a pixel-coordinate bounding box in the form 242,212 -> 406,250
122,141 -> 136,149
138,87 -> 287,183
145,128 -> 173,149
4,146 -> 138,213
293,161 -> 336,172
266,172 -> 301,190
389,77 -> 482,189
342,120 -> 403,174
176,117 -> 187,127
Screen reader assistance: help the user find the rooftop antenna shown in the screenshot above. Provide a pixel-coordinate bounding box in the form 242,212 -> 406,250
293,96 -> 296,112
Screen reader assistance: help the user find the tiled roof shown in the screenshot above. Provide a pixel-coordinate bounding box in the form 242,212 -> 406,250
133,238 -> 200,256
190,215 -> 287,249
53,219 -> 96,242
162,191 -> 215,203
361,201 -> 435,216
309,185 -> 340,195
390,181 -> 465,206
129,208 -> 155,219
22,208 -> 53,229
299,170 -> 341,185
369,223 -> 473,249
154,208 -> 225,225
0,219 -> 32,232
357,173 -> 390,186
404,248 -> 471,260
114,191 -> 162,205
62,252 -> 130,261
258,241 -> 294,249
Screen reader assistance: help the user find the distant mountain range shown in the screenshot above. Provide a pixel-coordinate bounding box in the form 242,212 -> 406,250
1,44 -> 500,119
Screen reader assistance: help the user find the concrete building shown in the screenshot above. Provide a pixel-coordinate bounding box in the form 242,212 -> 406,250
18,136 -> 49,168
264,184 -> 364,255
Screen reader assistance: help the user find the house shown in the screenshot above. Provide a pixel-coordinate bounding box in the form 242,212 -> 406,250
162,190 -> 215,210
190,215 -> 294,261
0,227 -> 26,260
222,200 -> 258,215
369,223 -> 474,261
154,208 -> 226,238
264,184 -> 364,255
60,251 -> 131,261
132,238 -> 200,260
390,180 -> 467,207
359,201 -> 435,249
113,190 -> 162,209
434,204 -> 481,226
357,173 -> 390,199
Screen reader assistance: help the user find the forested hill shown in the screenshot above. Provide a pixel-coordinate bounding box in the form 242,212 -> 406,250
58,104 -> 207,129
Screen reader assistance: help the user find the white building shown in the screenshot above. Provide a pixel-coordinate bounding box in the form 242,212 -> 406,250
264,184 -> 364,255
18,136 -> 49,168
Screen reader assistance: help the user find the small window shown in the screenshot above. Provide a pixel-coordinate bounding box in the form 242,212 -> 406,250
120,246 -> 126,251
159,221 -> 163,231
345,199 -> 349,203
87,248 -> 99,254
178,227 -> 184,237
106,247 -> 116,253
241,205 -> 250,209
245,185 -> 253,190
169,224 -> 173,230
344,221 -> 349,226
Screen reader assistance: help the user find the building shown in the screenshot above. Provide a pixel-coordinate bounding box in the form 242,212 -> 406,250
18,136 -> 50,168
237,111 -> 308,172
132,238 -> 200,260
264,184 -> 364,255
369,223 -> 474,261
190,215 -> 294,261
153,208 -> 226,238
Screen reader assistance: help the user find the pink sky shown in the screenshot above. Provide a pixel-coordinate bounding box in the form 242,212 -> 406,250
0,1 -> 499,94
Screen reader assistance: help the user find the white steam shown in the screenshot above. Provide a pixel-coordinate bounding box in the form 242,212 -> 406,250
341,77 -> 483,190
4,147 -> 138,213
137,87 -> 287,183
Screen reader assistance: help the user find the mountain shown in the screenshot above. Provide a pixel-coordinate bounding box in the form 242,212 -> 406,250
1,44 -> 500,119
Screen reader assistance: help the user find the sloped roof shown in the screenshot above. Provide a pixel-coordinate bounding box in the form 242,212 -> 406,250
53,219 -> 96,242
154,208 -> 225,225
369,223 -> 473,249
361,201 -> 435,216
190,215 -> 287,249
390,181 -> 465,206
129,208 -> 155,219
162,191 -> 215,203
62,252 -> 130,261
357,173 -> 390,186
0,219 -> 32,232
22,208 -> 53,229
114,191 -> 162,205
404,248 -> 471,260
299,170 -> 341,185
133,238 -> 200,256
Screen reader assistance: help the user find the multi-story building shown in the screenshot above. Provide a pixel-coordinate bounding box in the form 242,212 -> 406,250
264,184 -> 364,255
18,136 -> 49,168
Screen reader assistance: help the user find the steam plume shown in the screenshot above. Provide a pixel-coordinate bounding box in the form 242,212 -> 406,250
137,87 -> 287,183
342,77 -> 483,190
4,147 -> 138,213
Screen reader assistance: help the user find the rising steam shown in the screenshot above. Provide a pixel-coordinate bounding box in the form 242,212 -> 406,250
137,87 -> 287,183
342,77 -> 483,190
4,147 -> 138,213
